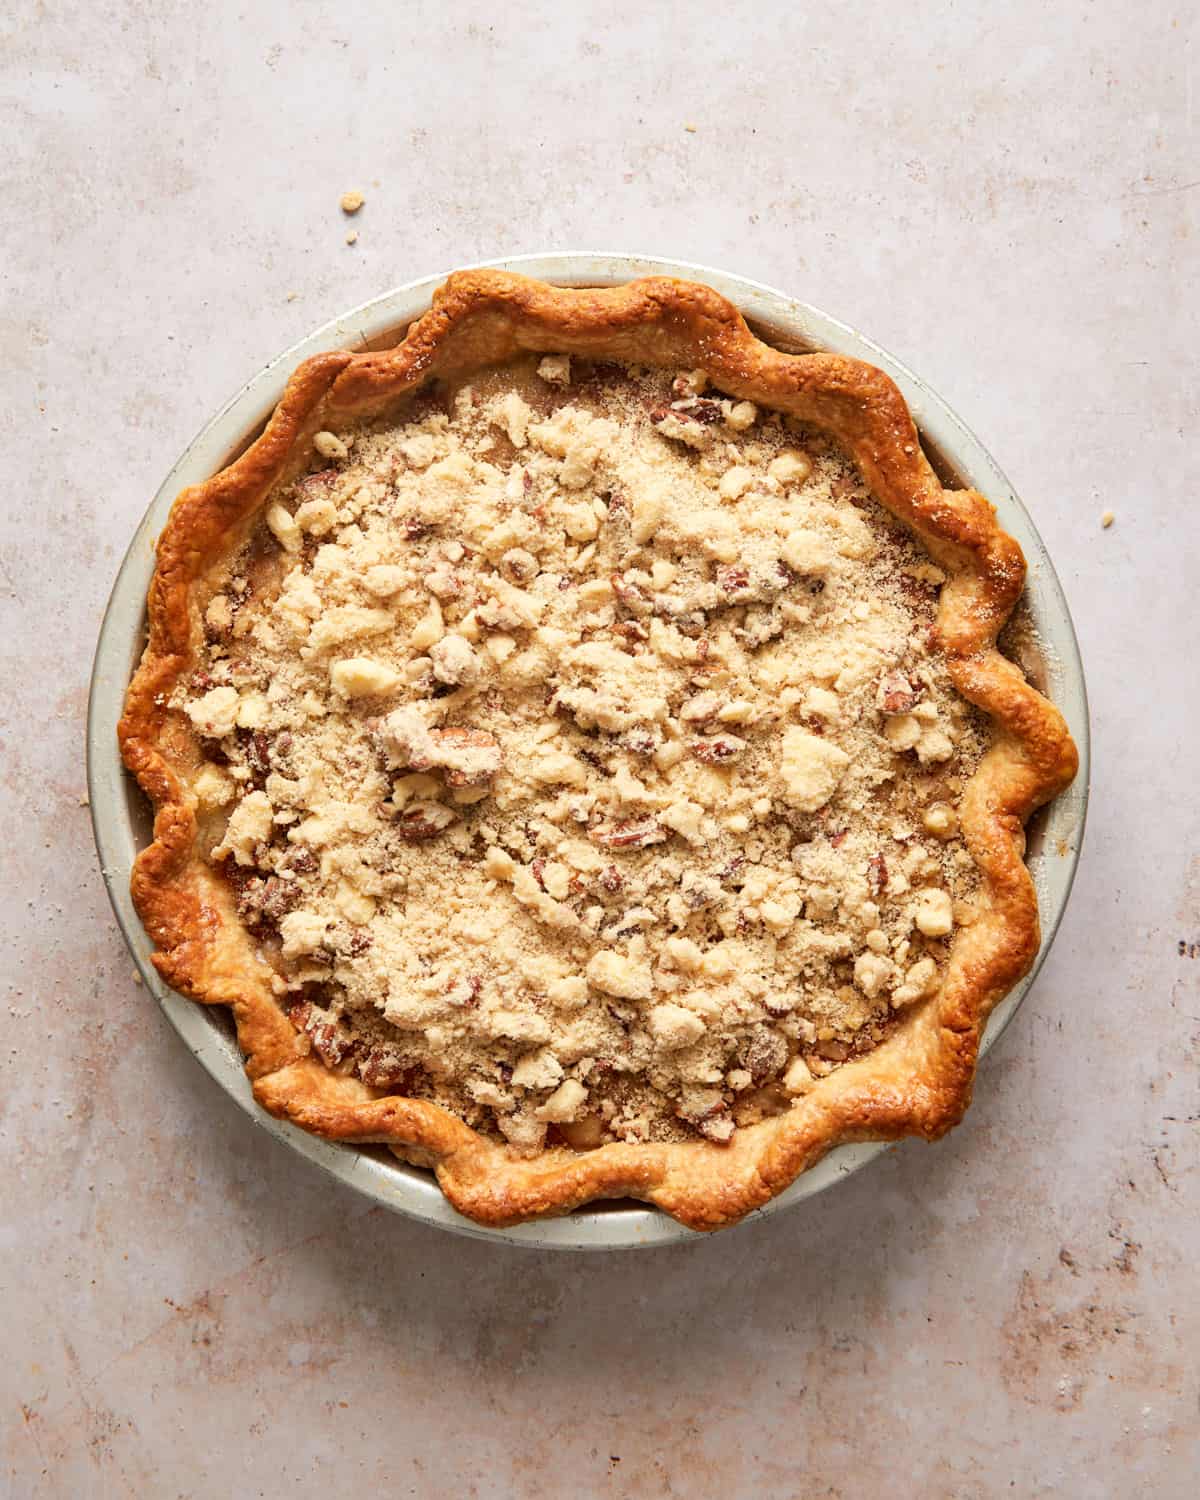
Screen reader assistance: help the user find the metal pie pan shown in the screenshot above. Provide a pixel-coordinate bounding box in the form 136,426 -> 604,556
88,252 -> 1090,1250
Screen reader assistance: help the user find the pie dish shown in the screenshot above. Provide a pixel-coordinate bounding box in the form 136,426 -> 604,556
117,268 -> 1078,1232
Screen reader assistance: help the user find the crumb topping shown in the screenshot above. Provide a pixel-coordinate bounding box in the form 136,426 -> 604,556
178,356 -> 991,1154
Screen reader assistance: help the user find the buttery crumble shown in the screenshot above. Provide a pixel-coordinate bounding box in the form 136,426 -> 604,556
179,355 -> 990,1154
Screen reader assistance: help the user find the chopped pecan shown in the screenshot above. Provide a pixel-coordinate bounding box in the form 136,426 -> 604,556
358,1046 -> 414,1090
762,992 -> 798,1019
612,620 -> 648,643
288,1001 -> 357,1067
689,735 -> 746,765
867,852 -> 889,896
680,871 -> 721,909
297,468 -> 338,499
427,726 -> 502,787
828,474 -> 858,504
279,845 -> 318,876
252,876 -> 303,924
619,730 -> 659,758
500,547 -> 538,584
588,818 -> 667,851
243,731 -> 271,779
736,605 -> 784,647
877,672 -> 918,714
611,573 -> 652,616
718,566 -> 750,595
672,610 -> 707,638
744,1025 -> 788,1081
404,515 -> 432,540
671,396 -> 724,424
599,865 -> 624,894
446,974 -> 482,1008
397,800 -> 459,840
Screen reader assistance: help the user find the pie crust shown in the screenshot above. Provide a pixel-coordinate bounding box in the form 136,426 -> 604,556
119,271 -> 1078,1231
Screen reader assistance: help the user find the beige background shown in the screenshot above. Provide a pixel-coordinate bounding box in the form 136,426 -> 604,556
3,1 -> 1198,1495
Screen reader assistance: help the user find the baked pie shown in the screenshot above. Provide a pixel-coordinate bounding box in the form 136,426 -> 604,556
120,272 -> 1077,1230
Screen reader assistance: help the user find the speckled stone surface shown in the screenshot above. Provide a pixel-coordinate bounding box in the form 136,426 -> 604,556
4,2 -> 1198,1495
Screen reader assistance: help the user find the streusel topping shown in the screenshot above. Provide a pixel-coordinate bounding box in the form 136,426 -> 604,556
179,356 -> 990,1153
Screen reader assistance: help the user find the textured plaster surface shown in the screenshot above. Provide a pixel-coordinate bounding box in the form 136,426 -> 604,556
2,2 -> 1198,1495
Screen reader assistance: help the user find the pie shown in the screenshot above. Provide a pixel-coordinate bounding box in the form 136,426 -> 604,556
119,271 -> 1078,1231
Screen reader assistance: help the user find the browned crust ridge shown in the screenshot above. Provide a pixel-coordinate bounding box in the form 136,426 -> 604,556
119,271 -> 1078,1232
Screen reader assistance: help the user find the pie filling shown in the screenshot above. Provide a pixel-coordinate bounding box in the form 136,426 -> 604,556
179,355 -> 991,1155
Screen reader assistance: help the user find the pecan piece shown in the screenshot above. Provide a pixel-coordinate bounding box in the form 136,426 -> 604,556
877,672 -> 918,714
744,1025 -> 788,1082
446,974 -> 482,1008
297,468 -> 338,500
427,726 -> 502,787
599,865 -> 624,894
288,1001 -> 357,1068
611,573 -> 652,616
867,852 -> 889,896
397,800 -> 459,840
588,818 -> 667,851
671,396 -> 724,424
279,844 -> 318,876
689,735 -> 746,765
358,1046 -> 413,1090
619,730 -> 659,758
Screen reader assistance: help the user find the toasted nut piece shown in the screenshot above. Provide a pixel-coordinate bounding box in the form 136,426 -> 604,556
588,818 -> 667,850
877,672 -> 918,714
690,735 -> 746,765
397,800 -> 459,840
428,727 -> 502,787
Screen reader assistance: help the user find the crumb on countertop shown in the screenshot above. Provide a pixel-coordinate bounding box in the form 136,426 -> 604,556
1101,510 -> 1115,529
340,191 -> 365,215
345,230 -> 358,246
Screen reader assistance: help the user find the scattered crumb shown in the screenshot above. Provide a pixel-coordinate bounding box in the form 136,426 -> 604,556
78,794 -> 89,807
1100,510 -> 1115,529
345,230 -> 359,246
340,190 -> 365,215
131,970 -> 143,986
684,123 -> 698,134
285,291 -> 299,303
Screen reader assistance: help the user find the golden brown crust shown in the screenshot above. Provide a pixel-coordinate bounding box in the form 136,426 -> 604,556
119,272 -> 1077,1231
